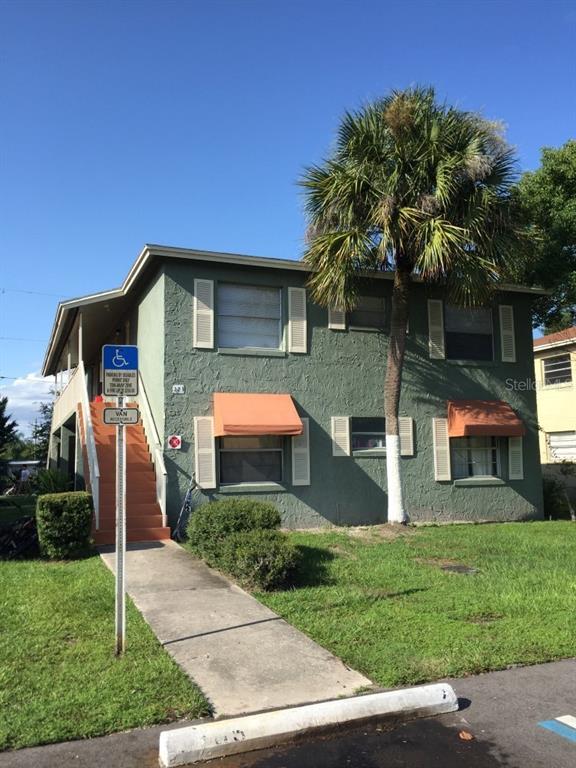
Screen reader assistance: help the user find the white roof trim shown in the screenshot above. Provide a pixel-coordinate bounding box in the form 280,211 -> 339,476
533,338 -> 576,352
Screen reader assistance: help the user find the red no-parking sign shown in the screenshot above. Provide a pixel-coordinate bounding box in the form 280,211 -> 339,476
167,435 -> 182,449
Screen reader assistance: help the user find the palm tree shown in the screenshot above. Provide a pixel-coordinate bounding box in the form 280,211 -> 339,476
301,87 -> 518,523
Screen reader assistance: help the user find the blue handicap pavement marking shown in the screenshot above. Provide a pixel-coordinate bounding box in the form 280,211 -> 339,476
102,345 -> 138,371
538,716 -> 576,744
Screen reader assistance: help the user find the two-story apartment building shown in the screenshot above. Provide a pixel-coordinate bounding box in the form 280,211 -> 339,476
43,244 -> 544,544
533,327 -> 576,465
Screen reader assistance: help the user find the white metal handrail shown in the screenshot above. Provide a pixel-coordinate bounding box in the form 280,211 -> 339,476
137,372 -> 168,527
78,361 -> 100,529
49,361 -> 100,528
52,365 -> 81,428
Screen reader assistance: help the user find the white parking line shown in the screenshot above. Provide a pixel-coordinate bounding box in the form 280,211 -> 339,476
556,715 -> 576,730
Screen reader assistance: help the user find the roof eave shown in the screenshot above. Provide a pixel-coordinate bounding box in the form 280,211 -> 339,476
42,243 -> 550,375
533,338 -> 576,352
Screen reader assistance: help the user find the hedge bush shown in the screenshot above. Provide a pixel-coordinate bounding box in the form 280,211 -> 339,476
185,498 -> 297,589
219,529 -> 299,590
186,498 -> 281,562
543,477 -> 571,520
36,492 -> 93,559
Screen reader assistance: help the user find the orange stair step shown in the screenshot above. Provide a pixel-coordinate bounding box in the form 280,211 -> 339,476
88,400 -> 170,544
93,527 -> 171,546
95,515 -> 166,530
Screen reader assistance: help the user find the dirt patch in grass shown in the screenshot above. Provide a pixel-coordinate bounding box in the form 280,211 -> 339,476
327,542 -> 357,558
346,524 -> 417,542
467,613 -> 503,625
363,586 -> 428,601
417,557 -> 478,574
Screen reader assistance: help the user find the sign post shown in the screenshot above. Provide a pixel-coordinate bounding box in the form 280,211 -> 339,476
115,391 -> 126,656
102,345 -> 139,656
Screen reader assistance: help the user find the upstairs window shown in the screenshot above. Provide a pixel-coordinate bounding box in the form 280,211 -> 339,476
349,296 -> 386,330
351,417 -> 386,453
543,354 -> 572,386
218,284 -> 282,350
445,306 -> 493,361
451,436 -> 500,478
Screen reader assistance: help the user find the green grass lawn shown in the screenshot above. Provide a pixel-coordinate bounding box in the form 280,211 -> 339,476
0,555 -> 210,751
257,521 -> 576,688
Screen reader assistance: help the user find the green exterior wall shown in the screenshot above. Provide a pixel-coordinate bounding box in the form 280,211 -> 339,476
159,258 -> 544,528
136,269 -> 166,439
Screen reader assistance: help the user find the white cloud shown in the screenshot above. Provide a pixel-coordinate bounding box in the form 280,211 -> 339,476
0,372 -> 54,436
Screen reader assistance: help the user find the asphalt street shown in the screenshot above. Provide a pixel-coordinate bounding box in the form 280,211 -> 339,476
1,659 -> 574,767
215,660 -> 576,768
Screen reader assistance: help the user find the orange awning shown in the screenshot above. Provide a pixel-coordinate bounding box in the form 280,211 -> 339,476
213,393 -> 303,437
447,400 -> 525,437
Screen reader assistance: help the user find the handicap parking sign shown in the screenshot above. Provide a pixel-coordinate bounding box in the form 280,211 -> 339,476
102,345 -> 139,396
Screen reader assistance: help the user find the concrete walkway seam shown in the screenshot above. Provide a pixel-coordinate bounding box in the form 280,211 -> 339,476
159,683 -> 459,766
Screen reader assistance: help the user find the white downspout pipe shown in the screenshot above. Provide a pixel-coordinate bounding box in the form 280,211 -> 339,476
78,311 -> 83,363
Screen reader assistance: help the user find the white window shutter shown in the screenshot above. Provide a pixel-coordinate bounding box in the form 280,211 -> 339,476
331,416 -> 350,456
499,305 -> 516,362
193,279 -> 214,349
428,299 -> 445,359
288,287 -> 307,353
432,417 -> 451,481
508,436 -> 524,480
328,308 -> 347,330
399,417 -> 414,456
194,416 -> 216,489
292,417 -> 310,486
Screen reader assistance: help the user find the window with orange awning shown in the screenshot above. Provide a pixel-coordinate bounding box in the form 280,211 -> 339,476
213,392 -> 303,436
447,400 -> 525,438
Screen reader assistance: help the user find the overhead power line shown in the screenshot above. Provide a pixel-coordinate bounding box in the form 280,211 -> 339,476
0,337 -> 48,342
0,288 -> 65,298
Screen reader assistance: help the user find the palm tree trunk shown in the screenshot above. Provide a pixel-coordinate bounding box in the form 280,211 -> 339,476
385,266 -> 411,523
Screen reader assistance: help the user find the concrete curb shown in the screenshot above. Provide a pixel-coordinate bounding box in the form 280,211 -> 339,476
159,683 -> 458,766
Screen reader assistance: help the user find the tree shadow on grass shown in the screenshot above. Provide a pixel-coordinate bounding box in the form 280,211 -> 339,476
289,544 -> 336,588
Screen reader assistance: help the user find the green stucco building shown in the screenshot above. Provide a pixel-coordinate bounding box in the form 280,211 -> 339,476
44,244 -> 544,540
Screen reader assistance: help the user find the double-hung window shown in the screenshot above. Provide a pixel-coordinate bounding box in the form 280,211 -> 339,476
445,306 -> 494,361
543,354 -> 572,386
451,436 -> 500,479
349,296 -> 386,330
351,417 -> 386,453
218,284 -> 282,350
548,431 -> 576,461
219,435 -> 283,484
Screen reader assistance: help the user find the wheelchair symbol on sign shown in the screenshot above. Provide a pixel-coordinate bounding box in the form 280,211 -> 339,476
112,349 -> 129,368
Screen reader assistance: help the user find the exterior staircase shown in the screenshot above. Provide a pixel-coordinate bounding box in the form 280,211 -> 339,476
88,401 -> 171,545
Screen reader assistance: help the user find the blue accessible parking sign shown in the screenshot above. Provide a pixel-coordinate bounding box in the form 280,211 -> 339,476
103,345 -> 139,371
102,345 -> 139,396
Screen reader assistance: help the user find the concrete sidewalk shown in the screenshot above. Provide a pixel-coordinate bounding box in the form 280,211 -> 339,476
99,540 -> 370,716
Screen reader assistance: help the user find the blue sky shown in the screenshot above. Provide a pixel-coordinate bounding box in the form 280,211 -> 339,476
1,0 -> 575,432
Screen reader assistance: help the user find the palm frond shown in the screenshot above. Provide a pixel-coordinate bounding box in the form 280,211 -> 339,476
303,229 -> 375,310
299,86 -> 519,307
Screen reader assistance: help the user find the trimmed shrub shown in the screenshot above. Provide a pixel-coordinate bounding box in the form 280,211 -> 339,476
219,529 -> 299,590
36,492 -> 93,559
186,498 -> 281,562
542,477 -> 570,520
